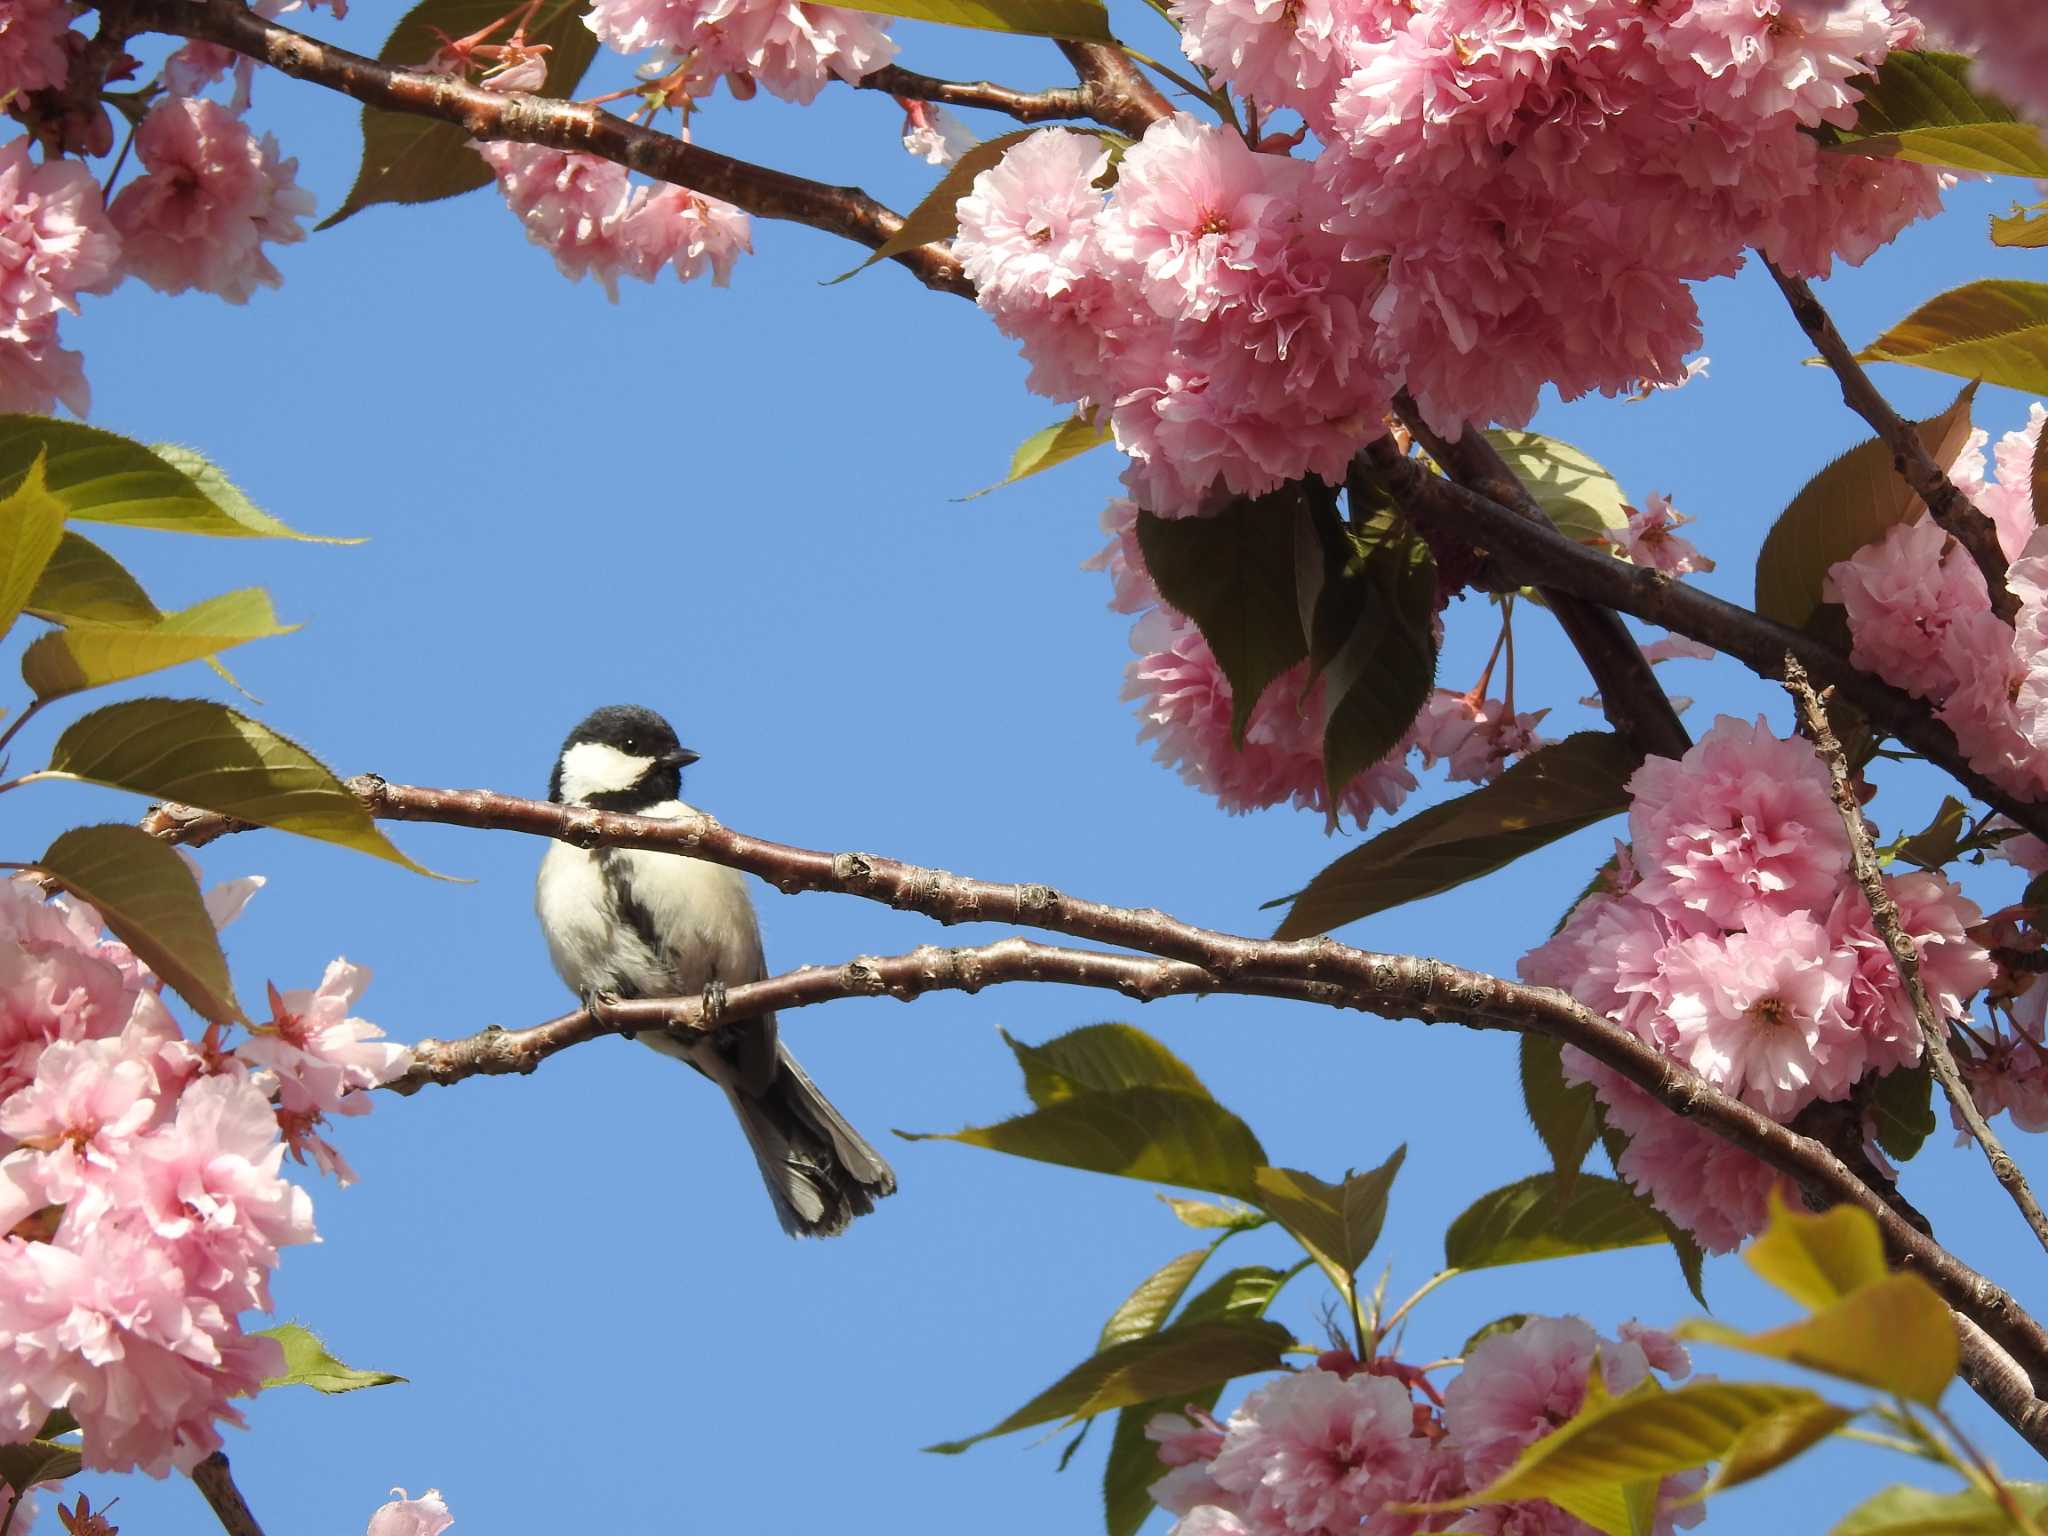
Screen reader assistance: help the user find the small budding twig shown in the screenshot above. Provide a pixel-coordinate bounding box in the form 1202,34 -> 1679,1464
190,1451 -> 266,1536
1784,653 -> 2048,1260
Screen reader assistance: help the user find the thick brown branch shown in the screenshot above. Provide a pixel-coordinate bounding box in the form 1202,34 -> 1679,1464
1787,655 -> 2048,1257
858,64 -> 1092,123
144,776 -> 2048,1440
1396,400 -> 1692,765
1054,42 -> 1173,138
191,1452 -> 265,1536
1361,438 -> 2048,844
101,0 -> 975,298
1764,260 -> 2013,619
389,937 -> 1350,1090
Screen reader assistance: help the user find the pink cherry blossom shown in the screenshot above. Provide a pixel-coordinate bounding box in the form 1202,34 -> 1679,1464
1826,514 -> 1991,699
901,101 -> 973,165
0,0 -> 74,99
109,97 -> 312,303
1411,691 -> 1548,785
1519,891 -> 1695,1049
1203,1368 -> 1429,1533
621,185 -> 752,287
955,127 -> 1108,309
1443,1317 -> 1657,1485
582,0 -> 893,104
0,134 -> 118,416
1825,870 -> 1993,1077
1595,1073 -> 1794,1251
1612,496 -> 1714,576
369,1487 -> 455,1536
1626,715 -> 1849,927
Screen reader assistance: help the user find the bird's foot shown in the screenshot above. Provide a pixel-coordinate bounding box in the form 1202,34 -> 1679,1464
699,978 -> 728,1035
584,987 -> 635,1040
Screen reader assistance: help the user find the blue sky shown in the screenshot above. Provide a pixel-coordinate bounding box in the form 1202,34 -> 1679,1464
14,7 -> 2048,1530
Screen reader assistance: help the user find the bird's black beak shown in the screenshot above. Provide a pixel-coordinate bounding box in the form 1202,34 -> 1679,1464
663,747 -> 701,769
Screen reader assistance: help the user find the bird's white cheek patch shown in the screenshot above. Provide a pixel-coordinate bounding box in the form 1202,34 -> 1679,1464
558,741 -> 654,801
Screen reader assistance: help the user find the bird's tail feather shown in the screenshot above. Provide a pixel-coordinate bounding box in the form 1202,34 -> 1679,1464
725,1046 -> 896,1238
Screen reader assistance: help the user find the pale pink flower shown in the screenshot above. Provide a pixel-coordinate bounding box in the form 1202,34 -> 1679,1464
1639,635 -> 1715,665
1605,1083 -> 1793,1251
901,101 -> 973,165
475,142 -> 638,296
1412,691 -> 1548,785
1083,497 -> 1154,615
1826,514 -> 1991,700
1627,716 -> 1848,927
368,1487 -> 455,1536
619,185 -> 752,286
1519,891 -> 1689,1047
1170,0 -> 1360,126
955,127 -> 1109,307
1444,1318 -> 1656,1485
0,134 -> 118,416
582,0 -> 893,104
0,1035 -> 157,1213
109,98 -> 312,303
0,0 -> 74,99
1825,870 -> 1993,1077
1205,1368 -> 1427,1533
1617,1322 -> 1691,1380
1613,496 -> 1714,576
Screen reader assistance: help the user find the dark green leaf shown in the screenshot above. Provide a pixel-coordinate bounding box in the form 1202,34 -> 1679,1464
320,0 -> 602,228
826,0 -> 1110,38
1602,1127 -> 1708,1306
1138,489 -> 1309,744
1521,1035 -> 1601,1196
1888,795 -> 1971,870
43,698 -> 442,876
36,824 -> 242,1023
0,450 -> 64,644
1101,1248 -> 1213,1351
1853,281 -> 2048,395
0,1439 -> 80,1496
1833,1482 -> 2048,1535
26,531 -> 161,625
1443,1173 -> 1669,1272
257,1322 -> 407,1392
1462,1315 -> 1534,1356
1754,381 -> 1978,630
22,588 -> 297,700
1003,1023 -> 1213,1106
1480,431 -> 1632,545
963,412 -> 1111,498
1868,1062 -> 1936,1164
900,1086 -> 1267,1199
1252,1147 -> 1404,1298
1273,732 -> 1637,938
830,129 -> 1037,282
1058,1423 -> 1092,1472
1831,49 -> 2048,177
1316,522 -> 1437,811
926,1317 -> 1293,1453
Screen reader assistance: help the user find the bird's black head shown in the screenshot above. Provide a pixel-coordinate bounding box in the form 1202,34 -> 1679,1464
549,704 -> 701,810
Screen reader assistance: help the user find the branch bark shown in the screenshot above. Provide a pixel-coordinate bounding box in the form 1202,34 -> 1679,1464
858,64 -> 1088,125
191,1452 -> 265,1536
1054,42 -> 1173,137
1764,260 -> 2013,619
1361,437 -> 2048,844
100,0 -> 976,298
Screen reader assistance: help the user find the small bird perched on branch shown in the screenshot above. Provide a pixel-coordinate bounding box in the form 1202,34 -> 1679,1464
534,704 -> 895,1236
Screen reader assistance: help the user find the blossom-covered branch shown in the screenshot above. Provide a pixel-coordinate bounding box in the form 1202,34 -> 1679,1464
96,0 -> 976,297
1361,438 -> 2048,843
1765,260 -> 2014,617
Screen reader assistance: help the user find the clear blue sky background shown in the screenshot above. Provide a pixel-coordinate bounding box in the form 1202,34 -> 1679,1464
14,9 -> 2048,1529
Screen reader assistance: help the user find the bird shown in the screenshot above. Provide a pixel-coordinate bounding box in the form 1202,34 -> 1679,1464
534,703 -> 896,1237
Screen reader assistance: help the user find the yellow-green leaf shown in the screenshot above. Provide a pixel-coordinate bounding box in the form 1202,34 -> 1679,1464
35,824 -> 242,1023
1744,1193 -> 1888,1309
1252,1147 -> 1403,1300
830,129 -> 1037,282
1830,49 -> 2048,177
1754,381 -> 1978,629
926,1316 -> 1293,1454
1679,1273 -> 1956,1406
826,0 -> 1109,39
1481,431 -> 1632,545
1003,1022 -> 1213,1106
1161,1195 -> 1267,1232
0,451 -> 64,645
1442,1172 -> 1668,1272
256,1323 -> 407,1393
1834,1482 -> 2048,1535
962,412 -> 1111,498
26,531 -> 161,625
1694,1398 -> 1855,1498
22,588 -> 298,700
900,1085 -> 1266,1199
1992,200 -> 2048,249
42,697 -> 441,876
1854,280 -> 2048,395
1100,1247 -> 1213,1351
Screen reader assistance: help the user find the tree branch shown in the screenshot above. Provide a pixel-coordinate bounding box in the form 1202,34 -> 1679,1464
99,0 -> 976,299
1786,654 -> 2048,1258
1361,437 -> 2048,844
1053,42 -> 1173,138
191,1452 -> 265,1536
858,64 -> 1091,124
1763,260 -> 2013,619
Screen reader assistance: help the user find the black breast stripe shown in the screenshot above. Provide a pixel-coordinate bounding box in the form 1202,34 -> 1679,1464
597,850 -> 670,998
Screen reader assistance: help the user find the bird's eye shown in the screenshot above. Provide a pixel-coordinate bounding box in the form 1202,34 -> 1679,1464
623,737 -> 639,753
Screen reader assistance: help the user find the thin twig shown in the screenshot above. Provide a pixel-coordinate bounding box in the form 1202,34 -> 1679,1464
857,64 -> 1089,124
191,1452 -> 265,1536
1763,260 -> 2013,619
1786,654 -> 2048,1259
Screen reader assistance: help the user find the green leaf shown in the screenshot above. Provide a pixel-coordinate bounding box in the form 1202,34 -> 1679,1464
35,824 -> 243,1023
1444,1379 -> 1840,1536
1868,1062 -> 1937,1164
1251,1147 -> 1404,1300
320,0 -> 601,228
42,697 -> 440,876
822,0 -> 1110,37
1854,280 -> 2048,395
1272,733 -> 1637,938
1830,49 -> 2048,177
0,451 -> 64,645
1443,1173 -> 1669,1272
0,419 -> 334,539
1694,1398 -> 1856,1498
1138,490 -> 1308,745
1753,380 -> 1978,630
1315,522 -> 1438,811
1833,1483 -> 2048,1535
1480,431 -> 1632,545
964,412 -> 1111,499
26,531 -> 162,625
1889,796 -> 1971,870
1100,1248 -> 1214,1351
1462,1315 -> 1534,1356
1003,1023 -> 1213,1106
1993,201 -> 2048,249
1174,1264 -> 1295,1324
256,1322 -> 407,1393
900,1085 -> 1267,1199
1680,1273 -> 1957,1406
1521,1035 -> 1602,1196
1743,1193 -> 1888,1309
22,588 -> 297,700
926,1317 -> 1293,1454
830,129 -> 1037,283
1160,1195 -> 1267,1232
0,1439 -> 80,1496
1600,1127 -> 1709,1306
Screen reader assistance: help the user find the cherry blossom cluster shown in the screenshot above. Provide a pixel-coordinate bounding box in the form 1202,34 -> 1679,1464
0,0 -> 314,415
1090,496 -> 1547,827
957,5 -> 1942,515
1148,1317 -> 1700,1536
0,872 -> 408,1476
582,0 -> 894,106
1520,715 -> 1994,1251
